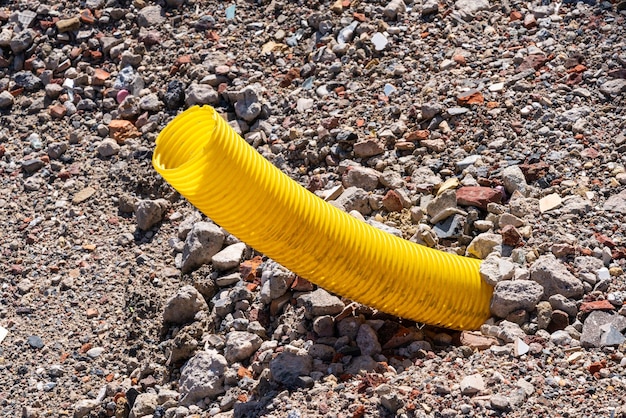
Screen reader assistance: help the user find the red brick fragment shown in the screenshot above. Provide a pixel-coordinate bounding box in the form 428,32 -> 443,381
456,186 -> 502,209
579,300 -> 614,313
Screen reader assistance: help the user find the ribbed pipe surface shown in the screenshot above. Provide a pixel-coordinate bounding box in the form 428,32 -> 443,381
153,105 -> 493,330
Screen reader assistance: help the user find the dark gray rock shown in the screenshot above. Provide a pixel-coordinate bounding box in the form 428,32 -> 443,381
433,214 -> 464,239
135,199 -> 169,231
356,324 -> 381,356
269,349 -> 313,388
297,289 -> 344,318
13,71 -> 42,92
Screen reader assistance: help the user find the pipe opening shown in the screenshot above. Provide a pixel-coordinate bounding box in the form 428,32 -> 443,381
154,107 -> 217,173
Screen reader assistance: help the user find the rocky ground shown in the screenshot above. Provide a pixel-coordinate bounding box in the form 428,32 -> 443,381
1,0 -> 626,417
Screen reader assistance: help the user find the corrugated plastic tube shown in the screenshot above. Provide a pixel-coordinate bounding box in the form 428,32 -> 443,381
153,105 -> 493,330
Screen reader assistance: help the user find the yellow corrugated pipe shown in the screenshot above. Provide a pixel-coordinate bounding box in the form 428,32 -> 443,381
153,105 -> 493,330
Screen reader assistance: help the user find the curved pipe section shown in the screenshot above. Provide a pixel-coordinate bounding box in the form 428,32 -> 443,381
153,106 -> 493,330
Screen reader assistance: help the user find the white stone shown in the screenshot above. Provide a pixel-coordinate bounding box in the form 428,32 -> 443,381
514,338 -> 529,356
371,32 -> 388,51
460,374 -> 485,395
539,193 -> 562,213
488,82 -> 504,92
597,267 -> 611,281
296,97 -> 314,113
212,242 -> 247,271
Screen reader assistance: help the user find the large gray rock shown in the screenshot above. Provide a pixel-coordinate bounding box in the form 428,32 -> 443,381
0,90 -> 14,109
479,255 -> 516,286
73,399 -> 100,418
129,393 -> 158,418
135,198 -> 169,231
269,349 -> 313,388
181,222 -> 225,273
501,165 -> 528,196
346,355 -> 379,375
179,350 -> 228,406
455,0 -> 490,20
224,331 -> 262,363
163,285 -> 208,325
604,189 -> 626,214
342,166 -> 380,191
185,83 -> 219,106
48,142 -> 69,160
530,255 -> 583,299
383,0 -> 406,20
356,324 -> 382,356
548,294 -> 578,317
580,311 -> 626,348
600,79 -> 626,97
333,187 -> 372,215
297,288 -> 345,318
234,86 -> 262,122
137,5 -> 165,27
490,280 -> 543,318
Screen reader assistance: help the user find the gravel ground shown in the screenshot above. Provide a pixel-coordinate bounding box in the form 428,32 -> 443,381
1,0 -> 626,417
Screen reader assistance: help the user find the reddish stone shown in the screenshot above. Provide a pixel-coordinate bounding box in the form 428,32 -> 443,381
523,14 -> 537,29
88,50 -> 103,60
176,55 -> 192,65
460,331 -> 498,350
509,10 -> 522,21
24,56 -> 36,71
109,119 -> 141,143
79,343 -> 92,353
240,256 -> 263,282
279,68 -> 299,88
405,130 -> 430,141
517,54 -> 551,72
457,90 -> 484,106
519,161 -> 549,182
10,264 -> 24,275
291,276 -> 314,291
579,299 -> 614,313
588,360 -> 606,375
86,308 -> 99,318
547,310 -> 570,332
321,117 -> 340,129
79,9 -> 95,24
353,12 -> 366,22
382,190 -> 403,212
595,233 -> 617,248
49,104 -> 67,119
456,186 -> 502,209
452,54 -> 466,65
92,68 -> 110,86
581,148 -> 599,158
501,224 -> 523,246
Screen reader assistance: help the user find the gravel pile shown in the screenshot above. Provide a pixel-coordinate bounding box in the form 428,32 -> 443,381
1,0 -> 626,417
